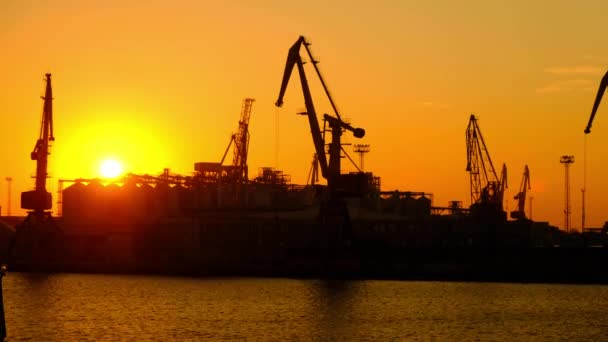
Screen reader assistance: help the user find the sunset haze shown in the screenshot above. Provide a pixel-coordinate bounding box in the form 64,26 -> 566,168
1,0 -> 608,229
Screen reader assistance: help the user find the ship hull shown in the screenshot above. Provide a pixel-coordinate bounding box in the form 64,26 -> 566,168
6,213 -> 608,283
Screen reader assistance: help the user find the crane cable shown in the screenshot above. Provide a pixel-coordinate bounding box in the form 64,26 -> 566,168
582,134 -> 588,230
275,106 -> 280,169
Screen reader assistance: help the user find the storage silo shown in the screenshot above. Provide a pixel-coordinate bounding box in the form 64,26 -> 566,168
402,195 -> 417,218
416,195 -> 432,219
61,181 -> 87,225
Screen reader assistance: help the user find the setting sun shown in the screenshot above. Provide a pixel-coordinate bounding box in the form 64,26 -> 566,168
99,159 -> 123,179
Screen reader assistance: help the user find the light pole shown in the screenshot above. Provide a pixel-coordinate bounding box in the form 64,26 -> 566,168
560,155 -> 574,232
353,144 -> 370,171
4,177 -> 11,217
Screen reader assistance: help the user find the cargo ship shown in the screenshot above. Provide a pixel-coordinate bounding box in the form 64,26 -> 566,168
5,37 -> 608,283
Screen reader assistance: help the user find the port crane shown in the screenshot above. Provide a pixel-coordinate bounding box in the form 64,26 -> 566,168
21,74 -> 55,221
510,165 -> 531,220
233,98 -> 254,181
466,115 -> 506,216
13,74 -> 59,267
220,98 -> 255,182
498,163 -> 508,208
306,153 -> 319,186
584,70 -> 608,134
275,36 -> 366,195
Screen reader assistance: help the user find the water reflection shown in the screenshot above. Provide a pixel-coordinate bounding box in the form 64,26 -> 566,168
309,279 -> 363,339
3,275 -> 608,340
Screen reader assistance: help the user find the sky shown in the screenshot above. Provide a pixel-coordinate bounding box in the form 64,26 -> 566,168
1,0 -> 607,229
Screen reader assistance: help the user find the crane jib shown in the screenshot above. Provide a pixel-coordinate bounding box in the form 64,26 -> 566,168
274,36 -> 366,193
585,70 -> 608,134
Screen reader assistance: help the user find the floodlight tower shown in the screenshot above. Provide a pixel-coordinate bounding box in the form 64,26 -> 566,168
353,144 -> 370,171
560,155 -> 575,232
5,177 -> 12,216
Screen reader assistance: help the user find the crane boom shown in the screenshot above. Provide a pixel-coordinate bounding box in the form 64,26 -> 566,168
276,36 -> 329,178
466,114 -> 499,205
275,36 -> 365,187
300,39 -> 342,121
584,70 -> 608,134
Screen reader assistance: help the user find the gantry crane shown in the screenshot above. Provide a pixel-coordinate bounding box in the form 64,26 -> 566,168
584,70 -> 608,134
511,165 -> 531,220
21,74 -> 55,220
466,114 -> 506,216
275,36 -> 365,195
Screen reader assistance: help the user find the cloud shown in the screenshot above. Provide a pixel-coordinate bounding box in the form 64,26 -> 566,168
536,79 -> 594,94
418,101 -> 450,109
544,66 -> 605,75
581,54 -> 607,61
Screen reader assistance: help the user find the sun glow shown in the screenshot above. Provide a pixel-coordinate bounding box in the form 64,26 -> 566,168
99,159 -> 124,179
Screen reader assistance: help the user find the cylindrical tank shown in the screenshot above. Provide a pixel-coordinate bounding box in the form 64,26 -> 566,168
85,180 -> 106,225
175,184 -> 193,214
416,195 -> 432,218
402,195 -> 417,218
167,185 -> 182,216
104,183 -> 122,223
122,180 -> 147,222
154,183 -> 171,216
61,181 -> 87,224
140,183 -> 157,219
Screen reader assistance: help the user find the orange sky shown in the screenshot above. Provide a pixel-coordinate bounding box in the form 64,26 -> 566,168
1,0 -> 607,229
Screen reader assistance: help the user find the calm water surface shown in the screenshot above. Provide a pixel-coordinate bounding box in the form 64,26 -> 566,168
2,273 -> 608,341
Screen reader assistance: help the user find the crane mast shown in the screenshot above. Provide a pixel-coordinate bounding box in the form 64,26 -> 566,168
466,115 -> 499,204
466,114 -> 505,214
511,165 -> 531,220
324,114 -> 365,179
307,153 -> 319,186
21,73 -> 54,216
275,36 -> 365,192
584,70 -> 608,134
232,98 -> 254,181
498,163 -> 508,206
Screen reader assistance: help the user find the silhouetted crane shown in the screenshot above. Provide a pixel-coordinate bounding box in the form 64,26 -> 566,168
584,70 -> 608,134
219,98 -> 255,183
232,98 -> 254,181
498,163 -> 508,207
306,153 -> 319,186
14,74 -> 59,268
511,165 -> 531,220
275,36 -> 366,195
21,74 -> 55,220
466,114 -> 506,217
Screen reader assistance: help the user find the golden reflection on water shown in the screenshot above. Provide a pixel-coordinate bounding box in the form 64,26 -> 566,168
2,274 -> 608,340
